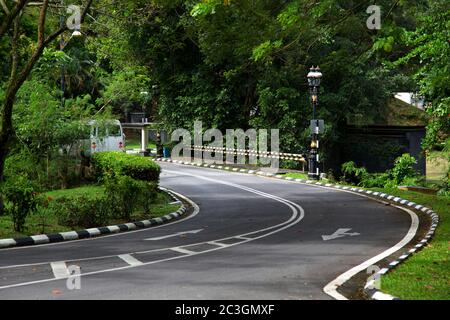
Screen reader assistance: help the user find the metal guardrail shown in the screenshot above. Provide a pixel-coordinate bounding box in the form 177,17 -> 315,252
190,145 -> 306,162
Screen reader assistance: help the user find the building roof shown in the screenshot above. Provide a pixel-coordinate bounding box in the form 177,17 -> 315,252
348,97 -> 428,127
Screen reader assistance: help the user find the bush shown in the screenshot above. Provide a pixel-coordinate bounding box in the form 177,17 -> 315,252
43,175 -> 159,228
104,175 -> 141,220
49,195 -> 110,228
138,181 -> 158,214
92,152 -> 161,182
437,172 -> 450,197
359,172 -> 391,188
280,160 -> 302,170
104,175 -> 158,220
342,154 -> 421,188
401,176 -> 426,187
391,154 -> 418,185
1,177 -> 38,232
341,161 -> 369,185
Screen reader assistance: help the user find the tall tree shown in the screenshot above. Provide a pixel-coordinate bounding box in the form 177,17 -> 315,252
0,0 -> 93,214
396,0 -> 450,151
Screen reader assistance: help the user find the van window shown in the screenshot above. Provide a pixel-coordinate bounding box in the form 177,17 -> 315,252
107,123 -> 122,137
97,125 -> 107,138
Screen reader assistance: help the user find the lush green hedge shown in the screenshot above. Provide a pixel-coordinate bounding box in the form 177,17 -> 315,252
340,154 -> 423,188
47,178 -> 158,228
48,195 -> 110,228
91,152 -> 161,182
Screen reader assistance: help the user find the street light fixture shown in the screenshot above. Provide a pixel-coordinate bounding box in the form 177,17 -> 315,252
71,30 -> 82,37
307,66 -> 323,181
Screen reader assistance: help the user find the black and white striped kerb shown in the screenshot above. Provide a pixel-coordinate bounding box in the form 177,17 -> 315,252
158,157 -> 440,301
0,188 -> 187,249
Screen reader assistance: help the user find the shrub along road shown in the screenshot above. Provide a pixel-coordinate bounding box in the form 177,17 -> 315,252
0,162 -> 416,299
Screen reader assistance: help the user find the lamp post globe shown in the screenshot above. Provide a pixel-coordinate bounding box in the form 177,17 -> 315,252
72,30 -> 82,37
307,66 -> 322,87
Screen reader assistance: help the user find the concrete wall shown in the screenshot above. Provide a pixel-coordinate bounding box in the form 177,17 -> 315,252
338,126 -> 426,175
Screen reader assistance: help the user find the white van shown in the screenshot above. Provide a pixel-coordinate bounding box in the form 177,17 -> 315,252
86,120 -> 126,155
64,120 -> 126,158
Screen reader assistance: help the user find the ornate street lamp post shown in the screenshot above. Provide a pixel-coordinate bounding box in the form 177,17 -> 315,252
307,66 -> 323,180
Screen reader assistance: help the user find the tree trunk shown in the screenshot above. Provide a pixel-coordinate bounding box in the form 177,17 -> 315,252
0,94 -> 15,216
0,137 -> 10,216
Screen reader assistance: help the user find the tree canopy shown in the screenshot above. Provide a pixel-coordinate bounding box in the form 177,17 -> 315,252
0,0 -> 448,184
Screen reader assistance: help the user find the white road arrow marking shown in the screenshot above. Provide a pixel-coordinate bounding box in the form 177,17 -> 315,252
144,229 -> 204,241
322,228 -> 360,241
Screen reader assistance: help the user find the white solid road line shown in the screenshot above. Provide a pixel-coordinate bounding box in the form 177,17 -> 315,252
234,236 -> 251,240
118,254 -> 143,266
50,261 -> 69,279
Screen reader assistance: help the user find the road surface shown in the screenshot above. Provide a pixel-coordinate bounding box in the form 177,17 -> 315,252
0,162 -> 413,300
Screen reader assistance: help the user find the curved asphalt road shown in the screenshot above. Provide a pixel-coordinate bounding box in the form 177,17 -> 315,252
0,162 -> 413,300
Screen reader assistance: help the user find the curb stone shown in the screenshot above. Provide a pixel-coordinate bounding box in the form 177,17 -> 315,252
158,158 -> 440,300
0,187 -> 187,250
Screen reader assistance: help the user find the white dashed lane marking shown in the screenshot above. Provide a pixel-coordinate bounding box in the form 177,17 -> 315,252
50,261 -> 69,279
118,254 -> 144,266
170,247 -> 196,255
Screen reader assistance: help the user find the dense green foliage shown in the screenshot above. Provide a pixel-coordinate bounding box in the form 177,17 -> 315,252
47,178 -> 158,228
1,1 -> 447,169
92,152 -> 161,182
341,161 -> 370,186
43,168 -> 160,228
391,0 -> 449,151
50,194 -> 110,228
104,175 -> 157,221
80,0 -> 447,167
92,0 -> 397,155
1,177 -> 38,232
341,154 -> 421,188
390,153 -> 419,185
4,80 -> 97,190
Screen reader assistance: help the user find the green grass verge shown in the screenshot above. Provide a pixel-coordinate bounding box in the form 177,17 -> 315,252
284,172 -> 309,180
136,191 -> 181,218
369,188 -> 449,300
0,213 -> 75,239
46,185 -> 105,199
125,138 -> 157,150
0,185 -> 181,239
